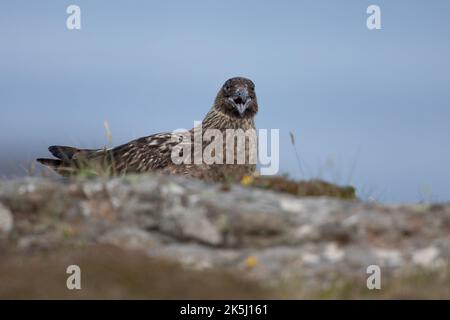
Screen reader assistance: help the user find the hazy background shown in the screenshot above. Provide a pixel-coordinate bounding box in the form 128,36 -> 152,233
0,0 -> 449,202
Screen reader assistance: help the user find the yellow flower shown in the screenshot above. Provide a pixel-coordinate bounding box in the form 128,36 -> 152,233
245,255 -> 258,269
240,175 -> 254,186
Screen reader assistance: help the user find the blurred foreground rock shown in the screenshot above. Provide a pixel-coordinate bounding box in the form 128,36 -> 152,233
0,175 -> 449,299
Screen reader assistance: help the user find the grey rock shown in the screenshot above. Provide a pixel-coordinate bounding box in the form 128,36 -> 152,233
0,174 -> 449,293
0,203 -> 13,235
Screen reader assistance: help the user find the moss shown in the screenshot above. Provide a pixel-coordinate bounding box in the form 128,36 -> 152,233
247,176 -> 356,200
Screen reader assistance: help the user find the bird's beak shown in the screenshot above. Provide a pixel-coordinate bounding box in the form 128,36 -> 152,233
229,87 -> 251,117
235,103 -> 247,116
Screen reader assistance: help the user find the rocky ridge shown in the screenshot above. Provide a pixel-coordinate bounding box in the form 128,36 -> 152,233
0,175 -> 449,298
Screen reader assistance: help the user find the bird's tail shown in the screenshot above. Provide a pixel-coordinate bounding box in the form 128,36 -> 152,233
48,145 -> 83,161
37,145 -> 104,176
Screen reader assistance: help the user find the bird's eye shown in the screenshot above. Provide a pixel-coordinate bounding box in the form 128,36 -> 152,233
223,80 -> 233,92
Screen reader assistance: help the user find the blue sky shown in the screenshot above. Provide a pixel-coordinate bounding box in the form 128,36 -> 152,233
0,0 -> 449,202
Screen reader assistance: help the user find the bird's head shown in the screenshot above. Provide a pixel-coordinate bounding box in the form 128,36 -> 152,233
214,77 -> 258,119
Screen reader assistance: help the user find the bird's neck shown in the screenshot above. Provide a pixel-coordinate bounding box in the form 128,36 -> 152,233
200,107 -> 255,131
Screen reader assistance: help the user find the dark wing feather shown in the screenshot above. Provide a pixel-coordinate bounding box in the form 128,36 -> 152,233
37,132 -> 184,175
48,145 -> 101,161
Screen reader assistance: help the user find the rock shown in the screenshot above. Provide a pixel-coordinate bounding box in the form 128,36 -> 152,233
0,203 -> 13,235
0,174 -> 449,298
412,247 -> 440,267
99,227 -> 160,251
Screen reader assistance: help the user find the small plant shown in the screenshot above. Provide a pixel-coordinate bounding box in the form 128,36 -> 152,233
289,130 -> 305,178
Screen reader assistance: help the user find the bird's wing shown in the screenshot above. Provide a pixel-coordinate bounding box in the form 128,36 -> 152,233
109,132 -> 181,172
37,131 -> 187,176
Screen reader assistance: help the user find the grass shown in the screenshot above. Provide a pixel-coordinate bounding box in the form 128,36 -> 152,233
309,267 -> 450,299
244,175 -> 356,200
1,244 -> 447,299
0,244 -> 277,299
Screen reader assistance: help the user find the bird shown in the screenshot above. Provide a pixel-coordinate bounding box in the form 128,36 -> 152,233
37,77 -> 259,181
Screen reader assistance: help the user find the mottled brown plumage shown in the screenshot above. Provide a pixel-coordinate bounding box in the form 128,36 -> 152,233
37,77 -> 259,181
